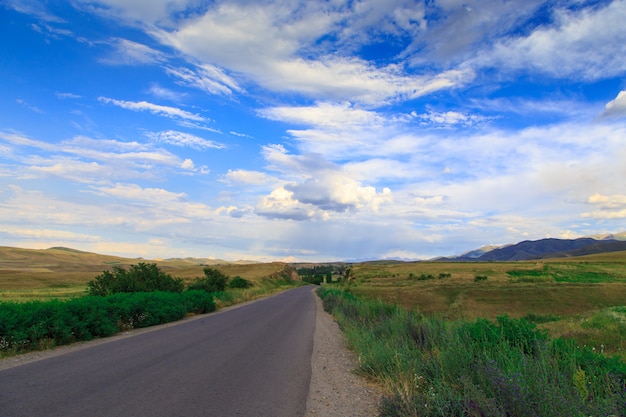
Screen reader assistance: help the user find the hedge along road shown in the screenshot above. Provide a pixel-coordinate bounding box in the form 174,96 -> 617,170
0,286 -> 317,417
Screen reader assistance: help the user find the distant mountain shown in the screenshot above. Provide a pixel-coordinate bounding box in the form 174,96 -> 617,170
589,232 -> 626,241
448,235 -> 626,262
535,240 -> 626,259
458,244 -> 507,259
475,238 -> 600,261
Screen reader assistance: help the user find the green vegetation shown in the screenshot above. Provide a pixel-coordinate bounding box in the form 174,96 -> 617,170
188,267 -> 230,292
228,276 -> 253,289
87,263 -> 185,295
318,287 -> 626,417
0,291 -> 216,354
296,264 -> 347,285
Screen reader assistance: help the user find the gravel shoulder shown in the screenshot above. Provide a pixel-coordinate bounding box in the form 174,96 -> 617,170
306,287 -> 385,417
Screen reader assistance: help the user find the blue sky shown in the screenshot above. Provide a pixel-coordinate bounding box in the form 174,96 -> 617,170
1,0 -> 625,262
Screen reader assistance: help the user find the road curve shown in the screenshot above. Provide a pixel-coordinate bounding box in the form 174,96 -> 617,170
0,286 -> 317,417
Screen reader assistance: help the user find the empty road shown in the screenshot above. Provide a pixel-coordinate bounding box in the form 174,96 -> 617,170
0,286 -> 317,417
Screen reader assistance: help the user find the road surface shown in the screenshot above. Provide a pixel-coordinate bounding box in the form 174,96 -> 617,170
0,286 -> 316,417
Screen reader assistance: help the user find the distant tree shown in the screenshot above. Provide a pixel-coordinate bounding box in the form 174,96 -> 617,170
87,263 -> 184,296
188,267 -> 230,292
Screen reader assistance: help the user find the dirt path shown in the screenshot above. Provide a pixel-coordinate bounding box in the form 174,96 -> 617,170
305,287 -> 385,417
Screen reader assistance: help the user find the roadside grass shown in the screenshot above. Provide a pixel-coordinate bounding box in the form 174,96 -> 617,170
318,286 -> 626,417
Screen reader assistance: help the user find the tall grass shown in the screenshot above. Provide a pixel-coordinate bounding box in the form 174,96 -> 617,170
318,287 -> 626,417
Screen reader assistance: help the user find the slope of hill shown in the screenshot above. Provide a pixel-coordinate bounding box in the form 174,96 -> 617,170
537,240 -> 626,259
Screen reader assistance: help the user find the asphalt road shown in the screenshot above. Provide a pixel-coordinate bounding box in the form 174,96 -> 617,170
0,286 -> 317,417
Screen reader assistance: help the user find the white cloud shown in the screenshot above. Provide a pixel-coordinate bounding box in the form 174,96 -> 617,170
0,131 -> 57,151
148,84 -> 186,101
255,187 -> 321,221
416,110 -> 489,127
223,169 -> 275,186
154,2 -> 473,104
16,98 -> 43,113
56,92 -> 82,99
582,193 -> 626,219
166,65 -> 242,96
100,38 -> 166,65
260,102 -> 384,129
98,97 -> 207,122
73,0 -> 191,24
474,0 -> 626,80
255,146 -> 392,219
3,0 -> 66,22
406,0 -> 544,66
146,130 -> 226,150
1,225 -> 100,242
180,158 -> 195,170
1,132 -> 200,183
598,90 -> 626,120
94,183 -> 186,204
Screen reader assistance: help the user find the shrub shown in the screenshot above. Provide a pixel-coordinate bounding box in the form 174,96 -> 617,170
87,263 -> 184,296
182,290 -> 217,314
229,276 -> 252,289
188,267 -> 229,292
0,291 -> 217,354
474,275 -> 488,282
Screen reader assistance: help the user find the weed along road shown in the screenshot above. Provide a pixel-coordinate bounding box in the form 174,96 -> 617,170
0,286 -> 317,417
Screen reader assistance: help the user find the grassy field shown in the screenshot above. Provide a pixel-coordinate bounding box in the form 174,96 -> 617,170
343,251 -> 626,359
0,246 -> 294,302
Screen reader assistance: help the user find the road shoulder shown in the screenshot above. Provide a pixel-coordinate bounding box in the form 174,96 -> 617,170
305,287 -> 385,417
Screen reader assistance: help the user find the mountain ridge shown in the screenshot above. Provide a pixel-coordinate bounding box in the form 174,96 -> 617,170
447,233 -> 626,262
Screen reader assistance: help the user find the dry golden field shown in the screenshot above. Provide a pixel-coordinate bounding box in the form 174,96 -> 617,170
343,251 -> 626,357
0,246 -> 292,301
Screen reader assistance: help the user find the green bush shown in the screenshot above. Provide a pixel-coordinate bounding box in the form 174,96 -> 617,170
229,276 -> 252,289
183,290 -> 217,314
188,267 -> 230,292
0,291 -> 217,354
87,263 -> 184,296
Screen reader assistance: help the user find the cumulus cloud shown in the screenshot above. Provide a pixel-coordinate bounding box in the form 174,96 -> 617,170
582,193 -> 626,219
255,145 -> 392,220
285,174 -> 391,213
255,187 -> 321,221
